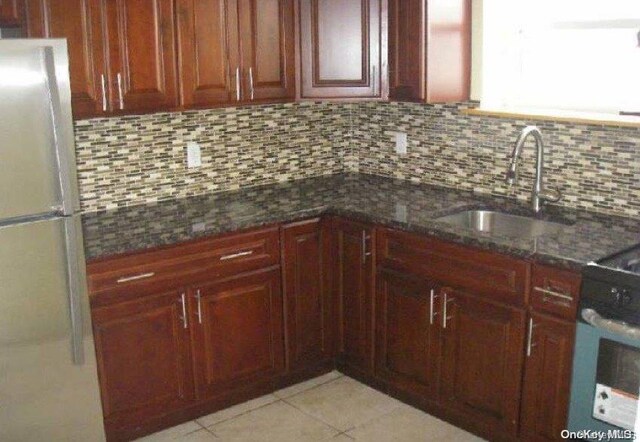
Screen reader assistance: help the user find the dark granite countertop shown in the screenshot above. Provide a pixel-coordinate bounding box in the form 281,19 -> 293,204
82,174 -> 640,270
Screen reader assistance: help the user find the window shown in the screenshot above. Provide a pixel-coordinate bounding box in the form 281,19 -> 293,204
481,0 -> 640,116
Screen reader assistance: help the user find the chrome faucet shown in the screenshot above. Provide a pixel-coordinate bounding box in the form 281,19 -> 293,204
505,126 -> 562,213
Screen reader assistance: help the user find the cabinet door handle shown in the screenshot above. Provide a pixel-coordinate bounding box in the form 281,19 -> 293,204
429,288 -> 439,325
236,67 -> 241,101
195,289 -> 203,324
100,74 -> 107,111
249,67 -> 255,101
361,230 -> 371,262
116,72 -> 124,110
116,272 -> 155,284
371,65 -> 377,96
219,250 -> 254,261
180,292 -> 188,329
442,291 -> 454,329
534,286 -> 573,302
526,317 -> 538,357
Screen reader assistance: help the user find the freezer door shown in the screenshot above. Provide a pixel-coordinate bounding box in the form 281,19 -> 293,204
0,215 -> 106,442
0,40 -> 80,220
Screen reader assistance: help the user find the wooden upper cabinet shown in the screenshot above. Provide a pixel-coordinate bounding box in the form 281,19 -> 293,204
299,0 -> 386,99
388,0 -> 470,103
0,0 -> 25,27
104,0 -> 178,113
238,0 -> 295,101
26,0 -> 107,119
177,0 -> 239,107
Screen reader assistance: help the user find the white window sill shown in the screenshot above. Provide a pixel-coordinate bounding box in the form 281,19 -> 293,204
462,108 -> 640,129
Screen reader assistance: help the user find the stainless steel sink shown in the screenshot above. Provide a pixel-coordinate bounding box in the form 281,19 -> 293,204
435,210 -> 567,239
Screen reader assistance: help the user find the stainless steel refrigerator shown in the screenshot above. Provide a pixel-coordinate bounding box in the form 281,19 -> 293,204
0,40 -> 106,441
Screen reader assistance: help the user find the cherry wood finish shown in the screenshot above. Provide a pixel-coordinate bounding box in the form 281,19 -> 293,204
87,226 -> 280,306
190,268 -> 284,400
332,218 -> 376,377
25,0 -> 107,119
238,0 -> 296,101
176,0 -> 239,107
388,0 -> 470,103
375,268 -> 440,404
531,264 -> 581,321
377,227 -> 530,306
0,0 -> 24,27
521,312 -> 575,441
281,219 -> 334,373
298,0 -> 386,99
103,0 -> 178,113
92,289 -> 194,431
439,287 -> 526,438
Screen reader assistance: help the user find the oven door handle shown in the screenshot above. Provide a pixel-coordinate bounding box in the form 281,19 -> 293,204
582,308 -> 640,340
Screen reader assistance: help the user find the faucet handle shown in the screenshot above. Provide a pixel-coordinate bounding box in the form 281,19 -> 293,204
539,186 -> 563,203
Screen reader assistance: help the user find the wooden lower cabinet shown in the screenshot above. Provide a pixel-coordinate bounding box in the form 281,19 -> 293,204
520,312 -> 575,441
332,218 -> 376,378
191,268 -> 284,399
281,219 -> 334,374
92,289 -> 194,431
375,268 -> 440,403
439,287 -> 527,438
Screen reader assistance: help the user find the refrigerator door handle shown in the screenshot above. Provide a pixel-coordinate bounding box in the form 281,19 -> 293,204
41,47 -> 77,216
63,216 -> 88,365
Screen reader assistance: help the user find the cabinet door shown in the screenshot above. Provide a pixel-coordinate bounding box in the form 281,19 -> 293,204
191,268 -> 284,399
92,290 -> 193,426
176,0 -> 239,107
388,0 -> 470,103
376,268 -> 440,402
282,219 -> 333,372
520,312 -> 575,441
388,0 -> 424,101
237,0 -> 295,101
104,0 -> 178,112
26,0 -> 107,119
333,218 -> 375,376
0,0 -> 24,27
440,288 -> 526,438
299,0 -> 384,99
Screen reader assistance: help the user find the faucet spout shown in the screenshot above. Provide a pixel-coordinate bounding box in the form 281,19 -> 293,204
505,126 -> 561,213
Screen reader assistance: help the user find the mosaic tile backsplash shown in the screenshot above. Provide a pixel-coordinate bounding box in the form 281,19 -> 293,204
74,101 -> 640,218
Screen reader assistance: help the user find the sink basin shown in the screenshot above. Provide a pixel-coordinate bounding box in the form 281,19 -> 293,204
435,210 -> 566,239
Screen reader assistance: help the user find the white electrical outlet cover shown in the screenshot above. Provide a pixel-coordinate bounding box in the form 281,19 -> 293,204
394,132 -> 408,155
186,142 -> 202,168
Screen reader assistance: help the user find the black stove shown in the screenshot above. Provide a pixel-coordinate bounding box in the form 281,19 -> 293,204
581,244 -> 640,327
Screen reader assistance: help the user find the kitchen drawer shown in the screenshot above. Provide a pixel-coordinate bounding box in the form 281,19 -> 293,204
377,228 -> 530,306
530,264 -> 581,320
87,226 -> 280,303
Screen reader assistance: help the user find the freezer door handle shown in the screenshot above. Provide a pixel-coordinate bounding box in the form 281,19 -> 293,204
63,216 -> 88,365
42,47 -> 77,216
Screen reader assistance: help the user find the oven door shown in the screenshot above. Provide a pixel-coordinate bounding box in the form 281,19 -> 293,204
568,318 -> 640,440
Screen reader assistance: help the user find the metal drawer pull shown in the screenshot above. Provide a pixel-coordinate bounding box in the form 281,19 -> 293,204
180,293 -> 188,329
116,272 -> 155,284
534,287 -> 573,302
100,74 -> 107,111
195,289 -> 203,324
220,250 -> 254,261
526,317 -> 538,357
362,231 -> 371,262
429,289 -> 439,325
116,72 -> 124,110
442,292 -> 454,329
236,67 -> 241,101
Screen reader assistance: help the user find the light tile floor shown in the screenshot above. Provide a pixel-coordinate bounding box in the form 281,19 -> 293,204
136,371 -> 486,441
